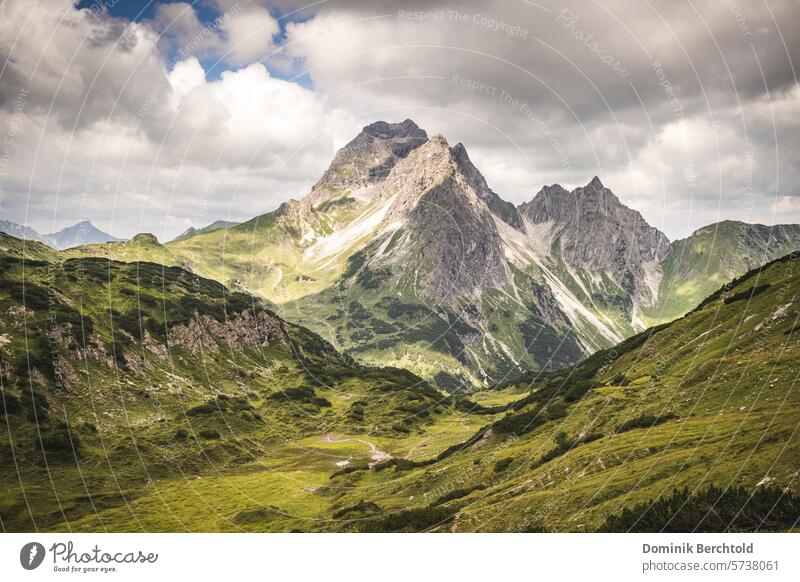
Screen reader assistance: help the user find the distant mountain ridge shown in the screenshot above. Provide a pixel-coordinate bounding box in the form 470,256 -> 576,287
0,219 -> 50,245
45,220 -> 124,249
0,219 -> 123,250
171,220 -> 240,243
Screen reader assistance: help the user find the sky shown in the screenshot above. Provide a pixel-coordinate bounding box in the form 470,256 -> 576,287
0,0 -> 798,242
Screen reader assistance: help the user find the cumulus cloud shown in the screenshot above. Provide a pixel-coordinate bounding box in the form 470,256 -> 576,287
0,0 -> 798,240
0,0 -> 356,239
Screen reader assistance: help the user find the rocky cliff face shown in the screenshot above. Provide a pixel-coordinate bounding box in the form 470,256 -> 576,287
306,119 -> 429,208
451,143 -> 524,230
281,133 -> 583,387
519,177 -> 670,296
321,134 -> 512,304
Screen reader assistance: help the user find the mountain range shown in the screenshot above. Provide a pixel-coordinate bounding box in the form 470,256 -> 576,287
0,219 -> 124,250
0,119 -> 798,531
154,120 -> 800,389
6,120 -> 797,390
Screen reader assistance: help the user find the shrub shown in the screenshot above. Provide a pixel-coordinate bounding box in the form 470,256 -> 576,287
40,425 -> 81,452
1,393 -> 22,415
332,500 -> 382,519
186,402 -> 219,416
564,380 -> 596,402
22,389 -> 51,422
615,413 -> 678,434
534,432 -> 604,468
610,374 -> 630,387
175,428 -> 189,439
198,429 -> 221,440
723,283 -> 770,304
359,505 -> 458,532
232,505 -> 280,525
494,457 -> 513,472
431,486 -> 485,506
600,485 -> 800,532
518,522 -> 551,533
493,407 -> 545,435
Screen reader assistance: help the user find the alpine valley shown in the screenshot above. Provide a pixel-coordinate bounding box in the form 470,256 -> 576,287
1,120 -> 799,533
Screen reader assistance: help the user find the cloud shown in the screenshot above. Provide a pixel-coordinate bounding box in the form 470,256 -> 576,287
0,0 -> 798,241
279,0 -> 800,237
219,7 -> 279,65
0,0 -> 356,239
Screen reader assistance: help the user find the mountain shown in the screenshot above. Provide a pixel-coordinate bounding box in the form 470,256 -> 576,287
334,250 -> 800,532
45,220 -> 124,250
644,220 -> 800,324
2,241 -> 798,532
171,220 -> 240,243
0,219 -> 51,245
161,120 -> 800,390
519,177 -> 669,309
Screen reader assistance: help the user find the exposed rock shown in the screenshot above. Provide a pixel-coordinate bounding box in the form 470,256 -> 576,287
451,143 -> 524,230
519,176 -> 670,298
307,119 -> 428,207
167,310 -> 288,356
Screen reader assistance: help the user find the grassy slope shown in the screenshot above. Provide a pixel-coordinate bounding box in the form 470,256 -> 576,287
285,251 -> 798,531
645,221 -> 800,325
0,251 -> 471,532
61,233 -> 183,267
165,200 -> 376,304
8,252 -> 796,532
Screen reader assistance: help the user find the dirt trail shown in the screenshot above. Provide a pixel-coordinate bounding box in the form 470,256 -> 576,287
325,434 -> 391,467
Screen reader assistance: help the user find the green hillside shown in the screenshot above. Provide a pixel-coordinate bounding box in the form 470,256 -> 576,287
2,242 -> 798,532
645,221 -> 800,324
0,251 -> 462,531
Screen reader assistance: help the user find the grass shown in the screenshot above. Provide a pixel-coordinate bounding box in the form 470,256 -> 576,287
1,243 -> 798,532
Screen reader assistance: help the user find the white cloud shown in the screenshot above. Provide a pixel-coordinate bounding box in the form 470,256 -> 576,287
0,0 -> 798,242
219,7 -> 279,65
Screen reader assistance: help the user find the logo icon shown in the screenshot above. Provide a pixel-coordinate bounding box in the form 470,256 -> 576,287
20,542 -> 46,570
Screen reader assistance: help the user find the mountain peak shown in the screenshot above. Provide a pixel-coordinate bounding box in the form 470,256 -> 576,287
45,220 -> 123,250
587,176 -> 604,189
450,142 -> 524,230
520,179 -> 670,296
361,118 -> 426,141
307,119 -> 429,204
